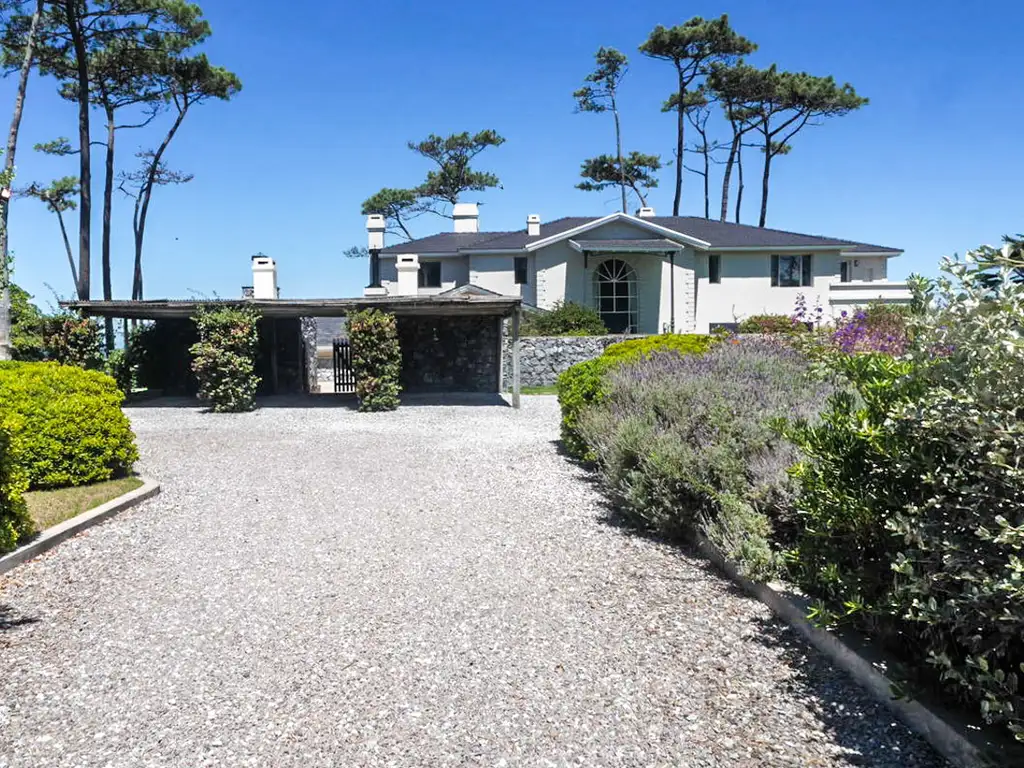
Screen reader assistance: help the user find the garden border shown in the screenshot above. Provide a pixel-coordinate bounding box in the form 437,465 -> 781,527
0,477 -> 160,575
694,534 -> 1005,768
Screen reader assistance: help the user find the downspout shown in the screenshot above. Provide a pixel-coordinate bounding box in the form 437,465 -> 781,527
668,251 -> 676,334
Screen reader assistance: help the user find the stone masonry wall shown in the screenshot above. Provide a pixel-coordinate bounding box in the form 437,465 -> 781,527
397,315 -> 502,393
501,333 -> 647,390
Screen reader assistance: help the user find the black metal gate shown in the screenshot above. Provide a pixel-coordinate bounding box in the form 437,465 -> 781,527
332,338 -> 356,393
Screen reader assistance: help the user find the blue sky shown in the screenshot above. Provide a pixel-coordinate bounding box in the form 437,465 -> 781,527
5,0 -> 1023,307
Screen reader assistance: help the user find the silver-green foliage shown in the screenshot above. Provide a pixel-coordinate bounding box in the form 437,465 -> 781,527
579,338 -> 832,580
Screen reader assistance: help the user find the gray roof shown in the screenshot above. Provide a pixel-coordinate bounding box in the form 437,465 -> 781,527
381,215 -> 901,255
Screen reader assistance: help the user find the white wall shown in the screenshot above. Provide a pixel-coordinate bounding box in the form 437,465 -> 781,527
379,255 -> 468,295
842,255 -> 887,281
468,253 -> 536,304
694,251 -> 841,334
532,220 -> 697,334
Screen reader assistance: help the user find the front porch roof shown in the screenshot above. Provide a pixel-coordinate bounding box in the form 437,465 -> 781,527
568,238 -> 683,253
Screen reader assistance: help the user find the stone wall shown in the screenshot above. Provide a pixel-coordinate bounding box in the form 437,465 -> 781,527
397,315 -> 502,393
300,317 -> 319,393
501,333 -> 647,390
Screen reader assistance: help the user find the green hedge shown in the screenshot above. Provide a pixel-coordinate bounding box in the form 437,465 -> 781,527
190,306 -> 261,413
349,309 -> 402,412
557,334 -> 711,458
0,419 -> 32,553
521,301 -> 607,336
0,362 -> 138,490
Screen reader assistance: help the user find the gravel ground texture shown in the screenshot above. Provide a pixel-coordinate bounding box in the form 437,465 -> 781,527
0,395 -> 948,767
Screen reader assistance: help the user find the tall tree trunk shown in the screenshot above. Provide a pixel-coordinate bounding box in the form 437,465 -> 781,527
610,94 -> 626,214
672,68 -> 684,216
102,106 -> 115,351
66,0 -> 91,300
133,104 -> 188,300
735,142 -> 745,224
758,143 -> 771,228
702,143 -> 710,219
0,0 -> 44,360
56,207 -> 78,288
720,131 -> 740,222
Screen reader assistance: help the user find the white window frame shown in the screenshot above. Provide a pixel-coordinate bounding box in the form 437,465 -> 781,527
772,254 -> 813,288
592,258 -> 639,333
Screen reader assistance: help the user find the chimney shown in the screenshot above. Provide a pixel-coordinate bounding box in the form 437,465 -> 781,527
527,214 -> 541,237
367,213 -> 385,251
637,206 -> 656,219
453,202 -> 479,233
251,254 -> 278,299
395,254 -> 420,296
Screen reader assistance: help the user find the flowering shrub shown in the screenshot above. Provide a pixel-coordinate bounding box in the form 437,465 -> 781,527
348,309 -> 402,412
43,313 -> 104,369
785,241 -> 1024,740
579,338 -> 833,578
830,304 -> 911,355
737,314 -> 808,335
190,306 -> 262,413
557,334 -> 711,458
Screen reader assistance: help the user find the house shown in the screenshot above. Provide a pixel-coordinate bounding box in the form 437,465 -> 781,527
365,204 -> 909,335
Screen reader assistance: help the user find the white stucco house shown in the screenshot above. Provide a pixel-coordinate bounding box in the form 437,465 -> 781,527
364,203 -> 909,335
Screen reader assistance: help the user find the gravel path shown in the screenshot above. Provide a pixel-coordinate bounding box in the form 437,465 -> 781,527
0,396 -> 946,767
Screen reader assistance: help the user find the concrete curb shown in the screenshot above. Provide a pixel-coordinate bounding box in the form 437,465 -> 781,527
0,477 -> 160,576
693,535 -> 1002,768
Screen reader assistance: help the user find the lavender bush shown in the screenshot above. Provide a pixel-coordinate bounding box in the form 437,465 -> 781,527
579,337 -> 834,578
829,304 -> 911,355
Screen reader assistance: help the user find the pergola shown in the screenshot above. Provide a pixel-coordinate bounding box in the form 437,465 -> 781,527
65,295 -> 526,407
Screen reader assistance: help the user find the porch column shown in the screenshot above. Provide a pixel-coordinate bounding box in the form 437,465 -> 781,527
511,307 -> 521,410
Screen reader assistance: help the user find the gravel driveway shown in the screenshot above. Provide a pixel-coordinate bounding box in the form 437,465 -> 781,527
0,396 -> 946,767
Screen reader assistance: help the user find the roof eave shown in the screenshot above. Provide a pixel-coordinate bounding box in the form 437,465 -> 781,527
840,249 -> 904,257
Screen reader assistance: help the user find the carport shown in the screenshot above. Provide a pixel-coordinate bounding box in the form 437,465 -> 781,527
66,295 -> 526,407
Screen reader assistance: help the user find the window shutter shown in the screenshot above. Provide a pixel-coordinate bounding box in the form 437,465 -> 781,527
801,255 -> 813,286
770,255 -> 779,286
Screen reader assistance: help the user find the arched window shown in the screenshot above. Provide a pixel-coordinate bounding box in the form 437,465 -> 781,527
593,258 -> 638,333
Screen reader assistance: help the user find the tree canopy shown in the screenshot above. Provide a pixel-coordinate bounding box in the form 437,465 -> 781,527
640,15 -> 756,215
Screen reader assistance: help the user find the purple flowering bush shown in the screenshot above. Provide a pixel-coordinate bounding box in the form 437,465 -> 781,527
578,337 -> 834,579
829,304 -> 911,355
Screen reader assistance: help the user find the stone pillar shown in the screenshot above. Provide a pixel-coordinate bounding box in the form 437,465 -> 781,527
301,317 -> 319,393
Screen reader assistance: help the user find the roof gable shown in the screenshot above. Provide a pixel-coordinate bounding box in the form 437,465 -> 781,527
524,213 -> 710,251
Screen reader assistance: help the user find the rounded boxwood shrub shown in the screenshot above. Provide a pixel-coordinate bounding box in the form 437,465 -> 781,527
0,361 -> 138,490
348,309 -> 402,412
556,357 -> 614,459
0,419 -> 32,553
